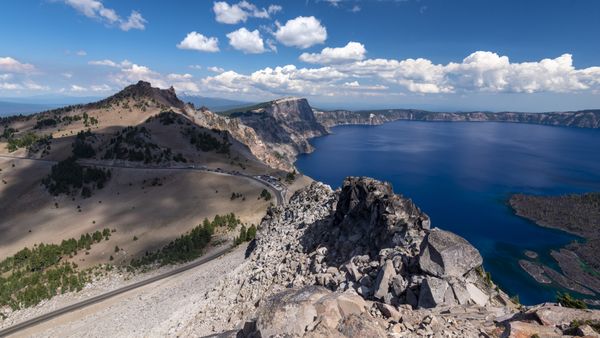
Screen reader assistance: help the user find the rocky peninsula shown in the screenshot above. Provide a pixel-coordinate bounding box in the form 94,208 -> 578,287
510,193 -> 600,304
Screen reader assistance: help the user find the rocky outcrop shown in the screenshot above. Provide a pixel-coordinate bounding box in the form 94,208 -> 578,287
223,98 -> 329,168
94,80 -> 186,110
315,109 -> 600,129
182,177 -> 521,337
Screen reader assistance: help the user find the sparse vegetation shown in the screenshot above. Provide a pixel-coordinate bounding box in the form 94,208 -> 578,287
6,132 -> 51,153
259,189 -> 272,201
0,229 -> 112,310
286,170 -> 297,183
42,157 -> 111,197
184,127 -> 231,154
147,111 -> 182,125
72,129 -> 96,159
1,126 -> 17,139
104,126 -> 172,163
34,118 -> 58,129
129,213 -> 240,267
557,292 -> 587,309
234,224 -> 257,246
173,153 -> 187,163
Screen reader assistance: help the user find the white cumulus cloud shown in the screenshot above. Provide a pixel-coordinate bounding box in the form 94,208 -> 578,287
299,41 -> 366,64
213,1 -> 279,24
227,28 -> 266,54
274,16 -> 327,49
0,57 -> 35,73
61,0 -> 146,31
120,11 -> 147,31
177,32 -> 220,52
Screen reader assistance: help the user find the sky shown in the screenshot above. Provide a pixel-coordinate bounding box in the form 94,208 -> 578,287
1,0 -> 600,111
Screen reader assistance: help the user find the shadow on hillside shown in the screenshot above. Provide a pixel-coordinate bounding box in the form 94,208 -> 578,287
0,112 -> 272,258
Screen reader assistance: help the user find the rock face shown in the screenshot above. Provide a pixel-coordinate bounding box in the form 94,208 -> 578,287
222,98 -> 328,169
314,109 -> 600,129
183,177 -> 520,337
190,107 -> 292,170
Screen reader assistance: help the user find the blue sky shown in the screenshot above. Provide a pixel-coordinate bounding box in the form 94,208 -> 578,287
1,0 -> 599,111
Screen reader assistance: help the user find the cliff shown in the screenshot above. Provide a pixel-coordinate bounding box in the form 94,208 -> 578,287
190,107 -> 293,171
222,98 -> 328,167
315,109 -> 600,129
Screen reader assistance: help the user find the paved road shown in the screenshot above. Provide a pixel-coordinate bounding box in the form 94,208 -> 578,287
0,246 -> 233,337
0,154 -> 285,205
0,154 -> 286,336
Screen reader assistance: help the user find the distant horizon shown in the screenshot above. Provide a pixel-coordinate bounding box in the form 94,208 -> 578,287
1,87 -> 598,115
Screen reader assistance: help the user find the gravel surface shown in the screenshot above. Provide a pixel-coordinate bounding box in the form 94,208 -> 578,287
2,242 -> 246,337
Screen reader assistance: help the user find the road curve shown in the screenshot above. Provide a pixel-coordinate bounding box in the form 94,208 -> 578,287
0,154 -> 285,205
0,246 -> 233,337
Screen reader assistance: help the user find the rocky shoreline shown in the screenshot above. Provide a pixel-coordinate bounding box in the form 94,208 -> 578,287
510,193 -> 600,305
314,109 -> 600,129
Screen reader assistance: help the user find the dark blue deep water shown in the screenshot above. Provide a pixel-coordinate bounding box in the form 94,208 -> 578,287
296,121 -> 600,305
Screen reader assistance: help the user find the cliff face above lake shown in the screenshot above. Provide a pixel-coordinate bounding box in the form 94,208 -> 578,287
315,109 -> 600,129
214,98 -> 328,170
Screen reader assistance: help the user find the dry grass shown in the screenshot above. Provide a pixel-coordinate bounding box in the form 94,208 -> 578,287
0,157 -> 272,268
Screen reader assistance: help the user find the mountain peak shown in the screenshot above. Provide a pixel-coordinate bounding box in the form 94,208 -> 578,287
100,81 -> 185,110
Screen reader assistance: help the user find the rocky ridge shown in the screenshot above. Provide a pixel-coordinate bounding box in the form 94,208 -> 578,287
179,177 -> 545,337
315,109 -> 600,129
96,81 -> 186,110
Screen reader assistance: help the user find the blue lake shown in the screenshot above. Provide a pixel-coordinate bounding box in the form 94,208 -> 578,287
295,121 -> 600,305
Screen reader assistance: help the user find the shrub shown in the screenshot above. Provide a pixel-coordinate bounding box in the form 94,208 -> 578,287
557,292 -> 587,309
260,189 -> 272,201
286,171 -> 296,183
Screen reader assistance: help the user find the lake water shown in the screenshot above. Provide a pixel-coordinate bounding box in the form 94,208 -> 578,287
296,121 -> 600,305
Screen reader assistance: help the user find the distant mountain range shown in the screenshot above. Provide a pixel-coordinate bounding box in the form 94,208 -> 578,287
0,94 -> 251,117
0,96 -> 103,117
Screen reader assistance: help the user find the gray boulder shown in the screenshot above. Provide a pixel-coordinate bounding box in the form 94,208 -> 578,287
373,259 -> 395,300
418,277 -> 449,308
418,228 -> 483,278
252,285 -> 384,337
